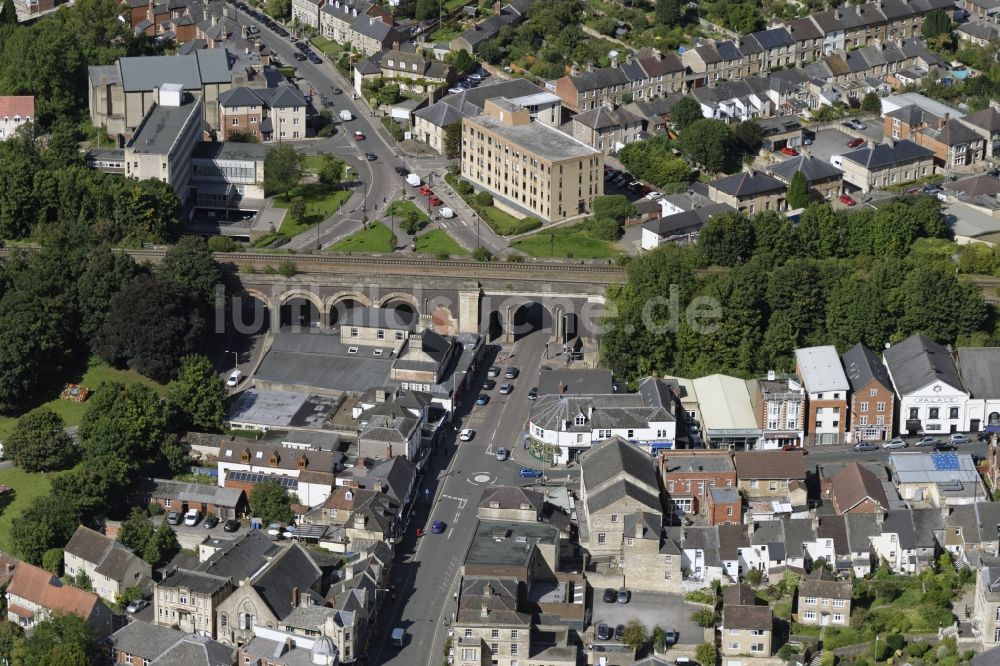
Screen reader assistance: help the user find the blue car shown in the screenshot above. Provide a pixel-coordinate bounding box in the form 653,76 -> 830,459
520,468 -> 543,478
475,395 -> 489,405
431,520 -> 446,534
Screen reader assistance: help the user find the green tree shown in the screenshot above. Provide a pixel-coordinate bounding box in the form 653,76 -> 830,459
698,211 -> 754,266
449,48 -> 474,74
444,123 -> 463,160
79,381 -> 172,463
732,120 -> 763,157
899,265 -> 987,343
114,586 -> 144,613
50,456 -> 132,517
263,144 -> 303,195
289,196 -> 307,225
317,155 -> 345,187
695,641 -> 718,666
592,195 -> 636,222
143,516 -> 179,566
94,274 -> 205,381
472,246 -> 493,262
414,0 -> 438,20
475,191 -> 494,207
746,568 -> 764,587
169,354 -> 226,430
0,621 -> 24,662
677,118 -> 737,173
10,495 -> 80,565
41,548 -> 63,575
11,611 -> 97,666
589,217 -> 620,241
118,507 -> 156,560
0,0 -> 15,24
158,236 -> 223,311
922,9 -> 951,38
621,618 -> 648,650
670,96 -> 703,130
376,83 -> 402,105
68,569 -> 93,593
249,479 -> 294,524
5,407 -> 75,472
786,170 -> 811,209
226,128 -> 260,143
861,91 -> 881,114
691,608 -> 719,627
76,248 -> 142,349
267,0 -> 290,18
726,1 -> 765,34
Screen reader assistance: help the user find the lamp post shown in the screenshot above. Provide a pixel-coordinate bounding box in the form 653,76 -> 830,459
225,349 -> 238,372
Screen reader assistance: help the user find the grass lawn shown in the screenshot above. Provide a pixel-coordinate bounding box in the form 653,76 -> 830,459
481,206 -> 527,235
387,199 -> 430,223
429,23 -> 463,42
415,229 -> 468,256
329,222 -> 396,253
310,36 -> 343,58
512,224 -> 620,259
443,0 -> 471,11
274,184 -> 352,236
0,467 -> 53,554
0,359 -> 168,441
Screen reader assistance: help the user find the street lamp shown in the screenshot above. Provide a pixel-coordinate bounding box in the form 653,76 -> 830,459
225,350 -> 238,372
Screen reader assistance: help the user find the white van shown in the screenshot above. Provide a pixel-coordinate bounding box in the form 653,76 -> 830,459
339,109 -> 352,121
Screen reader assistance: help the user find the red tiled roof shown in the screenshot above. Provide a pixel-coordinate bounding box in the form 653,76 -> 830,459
8,603 -> 34,619
0,96 -> 34,119
7,562 -> 99,620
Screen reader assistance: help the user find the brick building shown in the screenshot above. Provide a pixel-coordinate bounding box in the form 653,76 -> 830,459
659,450 -> 737,519
796,345 -> 850,446
842,342 -> 896,443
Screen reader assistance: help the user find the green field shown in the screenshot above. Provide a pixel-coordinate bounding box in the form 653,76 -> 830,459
512,224 -> 621,259
0,467 -> 54,555
310,36 -> 343,58
275,184 -> 352,236
429,22 -> 463,42
329,222 -> 396,253
415,229 -> 468,256
0,359 -> 168,441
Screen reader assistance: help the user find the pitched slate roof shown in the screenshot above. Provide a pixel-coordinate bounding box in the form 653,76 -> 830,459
717,523 -> 749,560
709,171 -> 786,197
799,567 -> 852,600
962,106 -> 1000,133
841,139 -> 933,170
566,66 -> 629,92
573,105 -> 640,130
150,633 -> 235,666
787,16 -> 823,41
831,462 -> 888,513
581,435 -> 659,491
883,334 -> 964,395
956,347 -> 1000,398
479,486 -> 544,512
844,513 -> 880,553
733,451 -> 807,481
253,544 -> 322,618
927,118 -> 982,147
724,604 -> 773,630
841,343 -> 893,393
768,155 -> 843,185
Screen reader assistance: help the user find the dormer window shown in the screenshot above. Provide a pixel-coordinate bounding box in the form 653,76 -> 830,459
388,59 -> 394,67
241,448 -> 250,462
269,453 -> 279,466
298,456 -> 308,469
574,413 -> 586,426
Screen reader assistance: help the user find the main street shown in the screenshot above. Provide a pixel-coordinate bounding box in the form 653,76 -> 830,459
229,9 -> 514,254
370,328 -> 570,666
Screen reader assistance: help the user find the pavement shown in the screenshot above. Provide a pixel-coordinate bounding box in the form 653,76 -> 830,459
370,328 -> 559,666
230,9 -> 511,255
590,591 -> 704,648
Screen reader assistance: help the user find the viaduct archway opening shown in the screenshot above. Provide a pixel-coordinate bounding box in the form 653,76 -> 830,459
510,302 -> 553,342
329,297 -> 366,327
232,292 -> 271,336
280,297 -> 320,329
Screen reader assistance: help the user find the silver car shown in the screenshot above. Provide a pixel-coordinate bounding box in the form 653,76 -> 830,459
883,438 -> 907,449
496,448 -> 508,461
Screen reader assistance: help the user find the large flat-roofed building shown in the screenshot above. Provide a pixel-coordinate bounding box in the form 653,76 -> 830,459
461,98 -> 603,223
123,85 -> 204,207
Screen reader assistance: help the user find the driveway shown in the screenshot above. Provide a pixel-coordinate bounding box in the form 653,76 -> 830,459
803,127 -> 859,165
590,591 -> 705,647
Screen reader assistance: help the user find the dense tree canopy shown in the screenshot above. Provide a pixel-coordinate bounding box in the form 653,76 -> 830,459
78,381 -> 173,464
670,97 -> 704,130
10,496 -> 81,565
169,355 -> 226,431
263,145 -> 303,195
617,136 -> 691,189
5,407 -> 75,472
677,119 -> 739,174
250,479 -> 294,524
786,171 -> 810,209
10,611 -> 98,666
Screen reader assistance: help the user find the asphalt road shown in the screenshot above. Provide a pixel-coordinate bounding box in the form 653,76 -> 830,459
229,8 -> 511,254
370,329 -> 559,666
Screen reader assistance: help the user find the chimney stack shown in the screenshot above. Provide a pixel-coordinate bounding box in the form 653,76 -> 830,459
291,586 -> 300,607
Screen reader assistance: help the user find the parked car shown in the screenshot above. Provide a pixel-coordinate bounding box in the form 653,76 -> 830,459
854,441 -> 878,452
475,395 -> 489,406
617,587 -> 629,604
223,519 -> 240,532
664,630 -> 679,646
496,448 -> 508,461
294,53 -> 306,61
226,369 -> 243,387
979,430 -> 992,442
950,434 -> 971,445
204,516 -> 219,529
596,624 -> 613,641
483,379 -> 496,390
520,468 -> 543,478
884,438 -> 908,449
505,367 -> 519,379
126,599 -> 149,614
487,366 -> 501,377
839,194 -> 857,206
394,166 -> 409,176
184,509 -> 201,526
498,383 -> 513,395
167,511 -> 182,525
614,624 -> 625,641
915,436 -> 941,447
781,445 -> 806,453
431,520 -> 446,534
934,442 -> 957,452
459,428 -> 474,441
847,137 -> 865,148
602,588 -> 617,603
429,195 -> 443,206
528,387 -> 538,400
332,87 -> 343,94
781,146 -> 799,156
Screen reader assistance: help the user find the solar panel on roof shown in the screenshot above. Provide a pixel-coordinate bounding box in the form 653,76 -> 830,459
930,453 -> 960,471
226,470 -> 297,488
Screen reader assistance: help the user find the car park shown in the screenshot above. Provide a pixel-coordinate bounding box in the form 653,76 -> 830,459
459,428 -> 474,441
184,509 -> 201,526
226,369 -> 243,386
915,436 -> 941,447
596,624 -> 612,641
520,467 -> 543,478
854,441 -> 878,452
167,511 -> 182,525
224,519 -> 240,532
884,438 -> 907,449
499,383 -> 513,395
496,448 -> 508,461
204,516 -> 219,529
505,367 -> 519,379
475,395 -> 489,405
950,434 -> 971,445
126,599 -> 149,614
839,194 -> 856,206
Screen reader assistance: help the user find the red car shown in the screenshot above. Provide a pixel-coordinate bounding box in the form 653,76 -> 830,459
419,185 -> 432,196
782,445 -> 807,454
839,193 -> 857,206
781,146 -> 798,156
847,137 -> 865,148
428,195 -> 442,206
353,131 -> 365,141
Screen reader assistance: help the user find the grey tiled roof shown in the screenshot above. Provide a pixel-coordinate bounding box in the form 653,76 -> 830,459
841,342 -> 893,393
709,171 -> 786,197
883,334 -> 964,395
580,436 -> 660,491
840,140 -> 933,170
768,155 -> 843,185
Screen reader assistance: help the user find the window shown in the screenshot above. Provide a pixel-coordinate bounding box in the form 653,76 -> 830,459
750,480 -> 759,489
950,407 -> 959,419
860,402 -> 869,412
859,416 -> 868,426
461,649 -> 477,659
877,401 -> 885,412
347,347 -> 358,354
395,331 -> 404,341
804,611 -> 816,620
833,599 -> 846,607
909,407 -> 919,419
729,628 -> 741,635
804,597 -> 817,605
598,533 -> 606,544
769,481 -> 777,491
510,644 -> 518,655
490,643 -> 498,654
179,594 -> 188,605
727,506 -> 733,516
627,429 -> 634,438
349,327 -> 359,337
729,642 -> 740,650
611,514 -> 619,523
751,629 -> 764,636
929,407 -> 939,419
164,499 -> 172,508
465,629 -> 473,638
751,643 -> 765,652
510,630 -> 518,639
870,388 -> 878,397
574,414 -> 586,426
377,329 -> 385,340
491,629 -> 499,639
